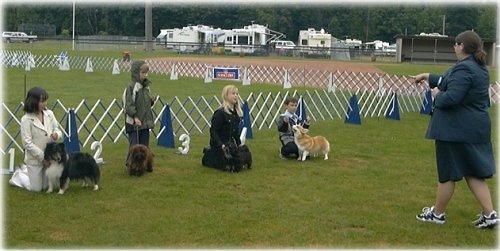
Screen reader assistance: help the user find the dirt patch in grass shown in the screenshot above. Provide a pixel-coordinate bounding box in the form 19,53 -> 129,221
49,231 -> 73,241
160,56 -> 385,74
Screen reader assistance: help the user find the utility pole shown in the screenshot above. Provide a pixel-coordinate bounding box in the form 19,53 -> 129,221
442,15 -> 446,36
144,0 -> 153,52
365,9 -> 370,42
72,0 -> 75,50
95,9 -> 98,35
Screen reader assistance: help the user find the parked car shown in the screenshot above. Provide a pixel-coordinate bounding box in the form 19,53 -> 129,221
2,31 -> 37,43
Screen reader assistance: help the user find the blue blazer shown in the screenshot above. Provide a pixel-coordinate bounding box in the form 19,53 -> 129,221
426,55 -> 491,143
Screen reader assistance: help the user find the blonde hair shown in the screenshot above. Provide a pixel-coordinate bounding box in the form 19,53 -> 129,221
221,85 -> 243,117
140,63 -> 150,72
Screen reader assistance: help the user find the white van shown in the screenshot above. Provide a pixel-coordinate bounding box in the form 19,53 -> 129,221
272,40 -> 296,50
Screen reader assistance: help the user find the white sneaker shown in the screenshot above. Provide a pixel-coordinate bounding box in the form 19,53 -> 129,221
416,206 -> 446,224
473,211 -> 499,229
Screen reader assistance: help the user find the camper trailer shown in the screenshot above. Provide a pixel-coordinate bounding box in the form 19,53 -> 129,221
298,28 -> 332,56
224,23 -> 285,55
344,38 -> 363,49
364,40 -> 395,56
156,25 -> 227,53
156,28 -> 173,45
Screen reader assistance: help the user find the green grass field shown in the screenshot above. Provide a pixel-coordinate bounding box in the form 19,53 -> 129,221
1,43 -> 499,248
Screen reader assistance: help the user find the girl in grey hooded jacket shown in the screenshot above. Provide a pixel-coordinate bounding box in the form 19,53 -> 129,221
124,60 -> 156,147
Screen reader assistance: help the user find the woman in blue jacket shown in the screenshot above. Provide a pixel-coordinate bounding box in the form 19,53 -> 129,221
413,30 -> 497,229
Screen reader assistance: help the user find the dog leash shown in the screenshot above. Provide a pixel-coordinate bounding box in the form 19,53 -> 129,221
135,125 -> 139,144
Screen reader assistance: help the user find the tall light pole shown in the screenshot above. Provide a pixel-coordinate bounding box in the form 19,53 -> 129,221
72,0 -> 75,50
365,9 -> 370,42
442,15 -> 446,36
145,0 -> 153,52
95,9 -> 98,35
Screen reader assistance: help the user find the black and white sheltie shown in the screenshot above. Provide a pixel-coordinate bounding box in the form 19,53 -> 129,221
43,142 -> 65,193
44,142 -> 101,194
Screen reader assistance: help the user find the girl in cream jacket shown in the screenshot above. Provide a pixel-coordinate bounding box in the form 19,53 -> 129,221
10,87 -> 62,192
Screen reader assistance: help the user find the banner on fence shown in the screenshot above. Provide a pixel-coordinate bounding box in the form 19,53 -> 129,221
328,72 -> 335,93
24,55 -> 35,71
295,96 -> 308,125
59,58 -> 70,71
24,59 -> 31,71
11,53 -> 19,66
112,59 -> 120,75
283,69 -> 291,89
377,77 -> 386,97
85,58 -> 93,73
213,67 -> 239,80
64,109 -> 81,153
242,67 -> 250,85
204,67 -> 212,83
58,51 -> 70,71
345,94 -> 361,125
385,92 -> 400,120
157,105 -> 175,148
170,63 -> 178,80
239,101 -> 253,139
420,89 -> 432,115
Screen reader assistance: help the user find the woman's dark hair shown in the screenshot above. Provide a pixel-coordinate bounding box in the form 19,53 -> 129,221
455,30 -> 487,65
23,86 -> 49,113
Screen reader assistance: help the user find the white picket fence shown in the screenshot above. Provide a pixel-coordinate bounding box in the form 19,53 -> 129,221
2,50 -> 498,156
2,88 -> 424,155
3,50 -> 499,100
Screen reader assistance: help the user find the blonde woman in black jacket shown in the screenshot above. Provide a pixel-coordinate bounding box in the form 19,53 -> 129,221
202,85 -> 243,170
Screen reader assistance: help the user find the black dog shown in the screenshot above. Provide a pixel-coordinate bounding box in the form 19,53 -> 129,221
44,142 -> 101,194
222,142 -> 252,172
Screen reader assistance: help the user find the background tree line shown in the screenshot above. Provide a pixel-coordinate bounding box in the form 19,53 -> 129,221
3,3 -> 497,43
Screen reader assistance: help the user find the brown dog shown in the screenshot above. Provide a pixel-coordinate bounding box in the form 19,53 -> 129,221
292,124 -> 330,161
126,144 -> 154,176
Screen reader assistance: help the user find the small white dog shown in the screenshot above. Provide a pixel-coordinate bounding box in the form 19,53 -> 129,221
292,124 -> 330,161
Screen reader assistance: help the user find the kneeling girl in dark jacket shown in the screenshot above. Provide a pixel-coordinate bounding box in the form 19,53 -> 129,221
202,85 -> 243,170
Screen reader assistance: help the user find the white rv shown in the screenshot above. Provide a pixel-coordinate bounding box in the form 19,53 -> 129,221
224,23 -> 285,55
156,25 -> 227,53
364,40 -> 395,56
298,28 -> 332,56
344,38 -> 363,48
156,28 -> 173,45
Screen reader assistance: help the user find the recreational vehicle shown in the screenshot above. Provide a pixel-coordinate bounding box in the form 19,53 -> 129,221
156,25 -> 227,53
343,38 -> 363,48
224,23 -> 285,55
364,40 -> 396,56
156,29 -> 172,45
298,28 -> 332,56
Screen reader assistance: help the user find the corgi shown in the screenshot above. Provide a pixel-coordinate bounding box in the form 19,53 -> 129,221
292,124 -> 330,161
